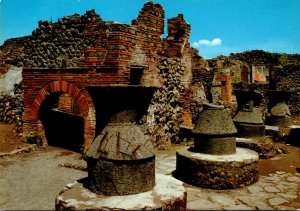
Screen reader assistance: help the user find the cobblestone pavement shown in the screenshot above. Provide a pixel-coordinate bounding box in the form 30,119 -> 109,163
156,149 -> 300,210
0,145 -> 299,210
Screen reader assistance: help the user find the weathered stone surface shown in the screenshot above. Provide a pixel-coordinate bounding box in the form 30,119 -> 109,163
286,176 -> 300,182
176,147 -> 259,189
87,156 -> 155,196
247,185 -> 263,194
224,204 -> 254,210
209,195 -> 236,207
194,137 -> 236,155
264,186 -> 280,193
236,137 -> 279,159
192,104 -> 237,136
85,109 -> 155,196
55,174 -> 187,211
271,102 -> 291,117
187,198 -> 222,210
233,107 -> 264,125
268,197 -> 288,206
0,82 -> 23,133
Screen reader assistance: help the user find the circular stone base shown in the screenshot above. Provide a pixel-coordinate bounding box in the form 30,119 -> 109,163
265,116 -> 292,128
55,174 -> 187,211
176,147 -> 259,189
235,123 -> 265,137
194,137 -> 236,155
87,157 -> 155,196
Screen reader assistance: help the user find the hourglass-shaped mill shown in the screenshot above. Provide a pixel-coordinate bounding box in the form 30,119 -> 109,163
176,104 -> 259,189
265,90 -> 293,127
233,90 -> 265,137
56,110 -> 187,210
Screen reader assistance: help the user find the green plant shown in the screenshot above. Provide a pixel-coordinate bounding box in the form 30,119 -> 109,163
24,131 -> 43,146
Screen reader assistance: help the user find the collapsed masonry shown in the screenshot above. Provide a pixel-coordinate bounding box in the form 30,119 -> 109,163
7,2 -> 207,150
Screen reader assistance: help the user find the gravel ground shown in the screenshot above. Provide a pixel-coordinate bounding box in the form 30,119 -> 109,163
0,147 -> 87,210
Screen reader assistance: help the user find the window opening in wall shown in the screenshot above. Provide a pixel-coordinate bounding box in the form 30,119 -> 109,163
130,67 -> 144,85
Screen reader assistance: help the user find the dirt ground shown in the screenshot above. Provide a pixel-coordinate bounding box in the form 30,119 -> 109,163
0,123 -> 29,152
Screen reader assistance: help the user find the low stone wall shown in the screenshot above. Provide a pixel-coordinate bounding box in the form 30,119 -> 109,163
0,82 -> 23,133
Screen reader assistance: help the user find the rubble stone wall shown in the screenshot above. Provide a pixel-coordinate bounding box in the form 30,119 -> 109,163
21,10 -> 101,68
275,67 -> 300,116
0,83 -> 23,133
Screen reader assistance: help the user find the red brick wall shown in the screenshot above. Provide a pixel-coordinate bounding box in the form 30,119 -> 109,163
84,2 -> 164,70
22,71 -> 96,148
58,93 -> 73,114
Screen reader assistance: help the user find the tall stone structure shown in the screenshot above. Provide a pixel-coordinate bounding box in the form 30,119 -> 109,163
18,1 -> 204,150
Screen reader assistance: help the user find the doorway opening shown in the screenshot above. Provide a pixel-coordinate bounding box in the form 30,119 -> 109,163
39,92 -> 84,152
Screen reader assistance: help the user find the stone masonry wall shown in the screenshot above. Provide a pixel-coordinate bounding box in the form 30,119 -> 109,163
0,83 -> 23,133
274,66 -> 300,116
2,2 -> 208,149
22,10 -> 101,68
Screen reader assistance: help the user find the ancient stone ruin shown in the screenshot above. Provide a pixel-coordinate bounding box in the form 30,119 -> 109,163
233,89 -> 265,137
266,90 -> 293,127
56,110 -> 187,210
85,109 -> 155,196
176,104 -> 259,189
7,1 -> 207,151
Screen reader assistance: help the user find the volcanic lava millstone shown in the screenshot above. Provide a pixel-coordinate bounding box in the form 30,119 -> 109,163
265,90 -> 293,127
192,104 -> 237,155
84,110 -> 155,196
176,104 -> 259,189
233,89 -> 265,137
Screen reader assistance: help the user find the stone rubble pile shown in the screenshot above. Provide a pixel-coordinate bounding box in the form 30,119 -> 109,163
147,57 -> 186,148
0,82 -> 23,133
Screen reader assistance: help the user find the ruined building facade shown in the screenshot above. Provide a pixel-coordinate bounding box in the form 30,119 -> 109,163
17,2 -> 205,150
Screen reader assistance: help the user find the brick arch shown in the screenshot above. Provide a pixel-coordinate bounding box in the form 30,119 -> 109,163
29,81 -> 95,149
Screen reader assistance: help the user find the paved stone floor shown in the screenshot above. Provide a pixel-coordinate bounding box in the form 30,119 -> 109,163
0,145 -> 299,210
156,149 -> 300,210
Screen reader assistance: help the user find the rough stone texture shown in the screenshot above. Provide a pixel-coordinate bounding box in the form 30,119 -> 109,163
22,10 -> 101,68
191,104 -> 237,155
85,109 -> 155,196
0,82 -> 23,133
16,2 -> 205,149
193,137 -> 236,155
273,66 -> 300,116
193,104 -> 237,135
233,107 -> 264,125
266,116 -> 293,128
236,137 -> 280,159
87,156 -> 155,196
0,37 -> 29,74
235,123 -> 266,138
176,147 -> 259,189
233,90 -> 265,137
55,174 -> 187,211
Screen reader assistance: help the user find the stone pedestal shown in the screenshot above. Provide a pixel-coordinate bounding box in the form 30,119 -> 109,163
176,103 -> 259,189
176,147 -> 259,189
55,174 -> 187,211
